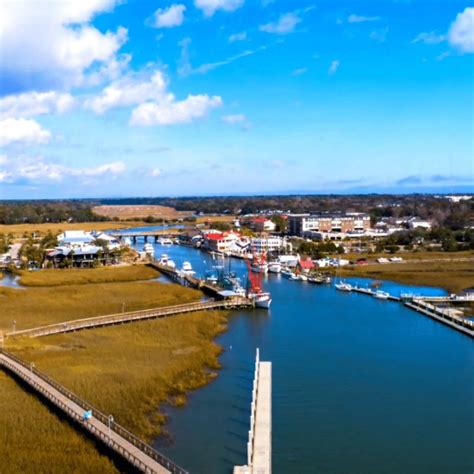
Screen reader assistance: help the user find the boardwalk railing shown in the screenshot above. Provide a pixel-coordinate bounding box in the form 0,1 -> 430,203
0,348 -> 187,474
6,299 -> 253,339
247,349 -> 260,466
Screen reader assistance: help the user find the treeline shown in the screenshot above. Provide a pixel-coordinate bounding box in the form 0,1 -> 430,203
0,200 -> 109,225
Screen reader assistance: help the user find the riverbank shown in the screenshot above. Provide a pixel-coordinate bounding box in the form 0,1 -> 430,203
338,259 -> 474,294
1,265 -> 233,472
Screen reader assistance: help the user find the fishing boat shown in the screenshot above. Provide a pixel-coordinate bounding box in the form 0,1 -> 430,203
268,262 -> 282,274
308,276 -> 324,284
166,259 -> 176,269
252,292 -> 272,309
374,290 -> 390,300
158,253 -> 169,265
335,281 -> 352,291
281,268 -> 294,278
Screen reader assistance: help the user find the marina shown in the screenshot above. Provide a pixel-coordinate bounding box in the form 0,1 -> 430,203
124,237 -> 474,474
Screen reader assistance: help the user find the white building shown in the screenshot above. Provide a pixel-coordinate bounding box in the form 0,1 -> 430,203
251,236 -> 286,253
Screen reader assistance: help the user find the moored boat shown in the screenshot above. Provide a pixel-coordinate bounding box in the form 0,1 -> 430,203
335,281 -> 352,291
143,243 -> 154,256
268,262 -> 282,274
374,290 -> 390,300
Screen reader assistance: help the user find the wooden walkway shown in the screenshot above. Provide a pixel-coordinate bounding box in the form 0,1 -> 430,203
6,299 -> 253,339
234,349 -> 272,474
0,349 -> 187,474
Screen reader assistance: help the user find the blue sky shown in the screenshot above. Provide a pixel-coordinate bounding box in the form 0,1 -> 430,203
0,0 -> 472,199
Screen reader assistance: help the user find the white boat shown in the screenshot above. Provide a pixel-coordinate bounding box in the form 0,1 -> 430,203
123,237 -> 132,246
374,290 -> 390,300
158,253 -> 169,265
143,243 -> 154,256
325,276 -> 332,284
268,262 -> 282,274
335,281 -> 352,291
250,291 -> 272,309
181,261 -> 195,275
281,268 -> 294,278
167,259 -> 176,269
157,237 -> 173,245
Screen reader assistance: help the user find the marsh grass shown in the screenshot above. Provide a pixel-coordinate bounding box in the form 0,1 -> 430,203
0,279 -> 200,332
7,310 -> 230,441
19,265 -> 159,287
0,371 -> 118,474
339,260 -> 474,293
0,221 -> 145,237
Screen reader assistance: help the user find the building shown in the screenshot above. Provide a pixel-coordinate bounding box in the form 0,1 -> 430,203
250,236 -> 286,254
250,218 -> 277,233
288,212 -> 371,237
407,217 -> 432,230
202,230 -> 242,253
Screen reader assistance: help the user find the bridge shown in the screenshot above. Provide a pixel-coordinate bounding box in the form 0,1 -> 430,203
5,299 -> 254,339
0,348 -> 187,474
109,230 -> 185,243
235,349 -> 272,474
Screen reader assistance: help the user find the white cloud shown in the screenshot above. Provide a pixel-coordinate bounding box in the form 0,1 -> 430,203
0,155 -> 125,183
0,0 -> 127,92
328,60 -> 340,76
412,31 -> 445,45
153,4 -> 186,28
260,12 -> 302,34
291,67 -> 308,76
0,91 -> 75,119
194,0 -> 244,16
149,168 -> 162,177
229,31 -> 247,42
130,94 -> 222,126
84,71 -> 168,114
221,113 -> 246,124
348,14 -> 380,23
0,118 -> 52,146
448,7 -> 474,53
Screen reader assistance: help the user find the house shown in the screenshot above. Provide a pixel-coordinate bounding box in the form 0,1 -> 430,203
297,258 -> 315,274
407,217 -> 432,230
250,236 -> 286,254
249,217 -> 276,232
202,230 -> 242,253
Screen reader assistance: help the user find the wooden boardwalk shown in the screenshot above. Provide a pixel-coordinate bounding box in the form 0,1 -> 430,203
6,299 -> 253,339
234,349 -> 272,474
0,348 -> 187,474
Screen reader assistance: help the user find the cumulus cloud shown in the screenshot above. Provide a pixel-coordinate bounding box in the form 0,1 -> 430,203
260,12 -> 301,34
85,69 -> 223,125
448,7 -> 474,53
84,71 -> 168,114
328,60 -> 340,76
153,4 -> 186,28
0,155 -> 125,183
0,0 -> 127,93
0,91 -> 75,119
0,118 -> 52,146
221,113 -> 246,124
229,31 -> 247,42
130,94 -> 222,126
347,14 -> 380,23
194,0 -> 244,16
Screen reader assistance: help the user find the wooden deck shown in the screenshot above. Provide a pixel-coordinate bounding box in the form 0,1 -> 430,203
0,349 -> 187,474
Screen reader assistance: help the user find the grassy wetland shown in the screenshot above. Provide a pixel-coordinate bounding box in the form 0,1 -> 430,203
0,266 -> 202,331
339,258 -> 474,294
1,265 -> 232,472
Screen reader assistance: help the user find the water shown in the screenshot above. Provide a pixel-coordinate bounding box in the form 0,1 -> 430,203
0,272 -> 23,289
132,238 -> 473,474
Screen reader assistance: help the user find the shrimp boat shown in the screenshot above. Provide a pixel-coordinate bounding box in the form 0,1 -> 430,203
251,252 -> 268,274
246,253 -> 271,309
373,290 -> 390,300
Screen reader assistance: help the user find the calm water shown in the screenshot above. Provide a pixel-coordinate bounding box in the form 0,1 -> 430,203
133,240 -> 473,474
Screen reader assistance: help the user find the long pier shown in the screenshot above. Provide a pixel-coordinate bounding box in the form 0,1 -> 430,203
0,348 -> 186,474
5,299 -> 253,339
235,349 -> 272,474
405,299 -> 474,338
